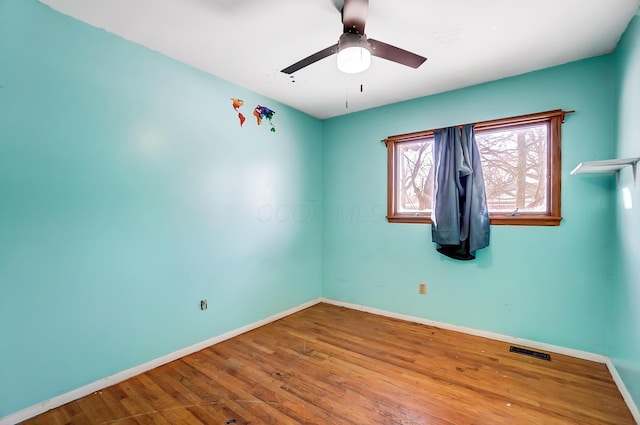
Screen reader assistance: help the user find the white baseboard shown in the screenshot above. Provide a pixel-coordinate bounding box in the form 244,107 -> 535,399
4,297 -> 638,425
606,358 -> 640,424
0,298 -> 322,425
320,298 -> 606,361
321,297 -> 639,423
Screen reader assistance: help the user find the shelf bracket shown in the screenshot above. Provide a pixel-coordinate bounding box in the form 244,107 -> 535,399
571,157 -> 640,187
619,159 -> 638,187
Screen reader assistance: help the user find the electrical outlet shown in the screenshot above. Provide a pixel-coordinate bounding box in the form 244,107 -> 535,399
419,283 -> 427,295
200,299 -> 207,310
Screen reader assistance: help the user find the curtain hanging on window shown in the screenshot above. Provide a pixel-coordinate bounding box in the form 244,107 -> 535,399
431,124 -> 490,260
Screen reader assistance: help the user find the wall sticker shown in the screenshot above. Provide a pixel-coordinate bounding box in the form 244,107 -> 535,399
253,105 -> 276,133
230,98 -> 246,126
230,98 -> 276,133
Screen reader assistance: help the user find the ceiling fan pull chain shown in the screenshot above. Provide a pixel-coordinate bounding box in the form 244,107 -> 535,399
345,86 -> 349,109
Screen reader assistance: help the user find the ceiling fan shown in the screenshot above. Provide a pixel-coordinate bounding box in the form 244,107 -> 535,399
281,0 -> 427,75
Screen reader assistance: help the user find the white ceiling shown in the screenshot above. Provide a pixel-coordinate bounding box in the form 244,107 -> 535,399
39,0 -> 640,119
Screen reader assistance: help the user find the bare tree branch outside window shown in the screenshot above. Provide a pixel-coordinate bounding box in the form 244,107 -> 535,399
385,109 -> 569,226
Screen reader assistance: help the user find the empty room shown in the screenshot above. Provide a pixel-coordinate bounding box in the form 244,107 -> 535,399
1,0 -> 639,423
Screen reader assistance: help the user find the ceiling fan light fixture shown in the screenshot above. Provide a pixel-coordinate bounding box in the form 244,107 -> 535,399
337,33 -> 371,74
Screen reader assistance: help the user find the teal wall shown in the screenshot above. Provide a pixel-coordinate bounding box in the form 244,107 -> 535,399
2,0 -> 638,420
0,0 -> 323,417
613,14 -> 640,409
322,56 -> 618,354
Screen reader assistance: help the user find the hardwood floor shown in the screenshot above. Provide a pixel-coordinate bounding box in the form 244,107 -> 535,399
21,303 -> 635,424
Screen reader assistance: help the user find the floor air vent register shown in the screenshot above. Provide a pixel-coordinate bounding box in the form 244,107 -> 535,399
510,346 -> 551,361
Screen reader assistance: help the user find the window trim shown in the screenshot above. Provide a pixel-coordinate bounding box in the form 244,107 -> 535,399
383,109 -> 573,226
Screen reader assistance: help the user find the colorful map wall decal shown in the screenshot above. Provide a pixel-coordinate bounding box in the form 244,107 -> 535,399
229,98 -> 276,133
230,98 -> 246,126
253,105 -> 276,133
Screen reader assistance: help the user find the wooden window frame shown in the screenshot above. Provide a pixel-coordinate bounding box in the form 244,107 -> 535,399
383,109 -> 573,226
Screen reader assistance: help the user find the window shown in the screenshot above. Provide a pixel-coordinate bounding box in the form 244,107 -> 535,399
384,110 -> 572,226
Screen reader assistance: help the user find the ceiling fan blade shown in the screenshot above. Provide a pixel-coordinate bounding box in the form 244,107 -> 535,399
280,44 -> 338,74
368,39 -> 427,69
342,0 -> 368,34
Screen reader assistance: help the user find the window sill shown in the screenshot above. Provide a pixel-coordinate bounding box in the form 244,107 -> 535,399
386,214 -> 562,226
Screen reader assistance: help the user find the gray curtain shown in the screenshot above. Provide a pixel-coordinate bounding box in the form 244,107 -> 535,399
431,124 -> 490,260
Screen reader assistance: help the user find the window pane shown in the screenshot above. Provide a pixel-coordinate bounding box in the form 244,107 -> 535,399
396,139 -> 433,214
385,109 -> 566,225
476,123 -> 548,213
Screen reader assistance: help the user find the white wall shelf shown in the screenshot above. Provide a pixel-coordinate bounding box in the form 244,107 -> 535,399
571,157 -> 639,184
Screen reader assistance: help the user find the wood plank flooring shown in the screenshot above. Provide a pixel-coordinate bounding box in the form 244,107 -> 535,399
20,303 -> 635,424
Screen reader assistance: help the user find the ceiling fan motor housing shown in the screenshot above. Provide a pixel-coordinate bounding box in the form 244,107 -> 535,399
338,32 -> 370,52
